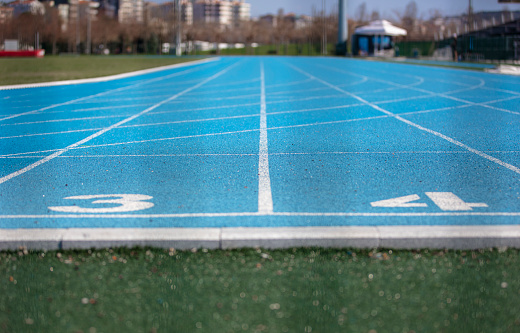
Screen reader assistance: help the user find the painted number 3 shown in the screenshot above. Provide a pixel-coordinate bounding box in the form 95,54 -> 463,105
48,194 -> 154,213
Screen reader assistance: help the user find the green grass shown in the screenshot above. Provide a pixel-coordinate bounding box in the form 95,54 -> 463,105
0,56 -> 206,86
196,43 -> 336,57
1,247 -> 520,332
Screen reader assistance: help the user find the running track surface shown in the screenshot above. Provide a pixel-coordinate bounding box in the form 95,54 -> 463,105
1,57 -> 520,249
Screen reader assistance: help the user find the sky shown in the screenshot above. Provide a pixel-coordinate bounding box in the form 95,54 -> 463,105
248,0 -> 520,18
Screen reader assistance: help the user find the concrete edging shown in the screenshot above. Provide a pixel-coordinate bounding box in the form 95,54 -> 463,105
1,225 -> 520,251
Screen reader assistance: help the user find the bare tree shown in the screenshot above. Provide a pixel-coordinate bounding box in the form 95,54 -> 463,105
371,10 -> 380,21
401,0 -> 418,31
355,2 -> 368,24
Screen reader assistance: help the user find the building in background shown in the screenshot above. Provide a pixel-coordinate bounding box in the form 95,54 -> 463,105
147,0 -> 192,25
0,6 -> 14,24
259,12 -> 311,30
7,0 -> 45,16
118,0 -> 143,22
193,0 -> 249,27
97,0 -> 118,18
231,0 -> 249,25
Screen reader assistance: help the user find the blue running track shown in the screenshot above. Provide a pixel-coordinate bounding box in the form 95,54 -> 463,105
1,57 -> 520,248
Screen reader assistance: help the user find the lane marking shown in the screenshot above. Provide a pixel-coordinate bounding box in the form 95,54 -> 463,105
6,150 -> 520,159
425,192 -> 488,211
371,194 -> 427,208
372,192 -> 489,211
48,194 -> 154,213
174,93 -> 261,103
1,114 -> 130,127
2,96 -> 518,157
288,63 -> 520,176
0,59 -> 219,122
258,61 -> 274,213
0,129 -> 261,157
0,62 -> 240,185
0,128 -> 102,140
320,63 -> 520,116
1,212 -> 520,218
150,102 -> 260,115
8,147 -> 520,159
0,103 -> 155,118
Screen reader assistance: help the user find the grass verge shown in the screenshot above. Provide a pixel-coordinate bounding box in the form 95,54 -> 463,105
1,247 -> 519,333
0,56 -> 205,86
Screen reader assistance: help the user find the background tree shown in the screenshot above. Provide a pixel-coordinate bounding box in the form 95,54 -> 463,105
355,2 -> 368,24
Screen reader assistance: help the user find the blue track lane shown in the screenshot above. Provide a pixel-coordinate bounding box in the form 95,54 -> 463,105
1,56 -> 520,229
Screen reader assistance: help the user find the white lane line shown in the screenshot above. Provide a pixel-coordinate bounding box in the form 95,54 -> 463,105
87,94 -> 176,103
268,103 -> 363,116
1,114 -> 130,127
0,129 -> 261,157
269,86 -> 331,96
0,62 -> 239,185
77,129 -> 259,150
119,114 -> 260,129
179,93 -> 261,103
268,115 -> 390,130
0,154 -> 258,158
0,100 -> 508,157
0,103 -> 155,118
1,212 -> 520,218
289,64 -> 520,176
186,85 -> 259,96
258,61 -> 274,214
0,128 -> 102,140
8,150 -> 520,159
0,60 -> 217,122
150,102 -> 260,115
65,103 -> 155,114
0,110 -> 467,156
206,77 -> 260,88
323,64 -> 520,116
266,78 -> 313,88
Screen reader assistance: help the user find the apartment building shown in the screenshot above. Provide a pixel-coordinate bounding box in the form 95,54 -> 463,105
232,0 -> 249,24
193,0 -> 249,27
0,6 -> 14,23
147,0 -> 192,25
118,0 -> 143,22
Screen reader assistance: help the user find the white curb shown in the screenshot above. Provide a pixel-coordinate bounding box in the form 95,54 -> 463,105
0,57 -> 220,90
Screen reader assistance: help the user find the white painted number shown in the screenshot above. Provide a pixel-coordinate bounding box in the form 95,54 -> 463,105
370,194 -> 427,208
48,194 -> 154,213
424,192 -> 488,211
371,192 -> 488,211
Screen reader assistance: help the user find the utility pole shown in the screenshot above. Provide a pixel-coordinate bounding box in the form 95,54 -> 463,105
75,0 -> 80,54
86,1 -> 99,55
468,0 -> 473,31
87,3 -> 91,54
336,0 -> 347,55
321,0 -> 327,55
175,0 -> 182,56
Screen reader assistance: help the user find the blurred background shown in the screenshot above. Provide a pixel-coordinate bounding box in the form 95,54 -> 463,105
0,0 -> 519,61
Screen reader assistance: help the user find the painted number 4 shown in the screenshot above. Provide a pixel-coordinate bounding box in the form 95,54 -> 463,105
48,194 -> 154,213
371,192 -> 488,211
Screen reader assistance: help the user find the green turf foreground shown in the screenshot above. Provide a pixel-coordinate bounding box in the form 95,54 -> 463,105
1,248 -> 520,333
0,56 -> 205,86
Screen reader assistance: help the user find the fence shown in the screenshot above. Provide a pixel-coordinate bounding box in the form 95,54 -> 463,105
397,36 -> 520,61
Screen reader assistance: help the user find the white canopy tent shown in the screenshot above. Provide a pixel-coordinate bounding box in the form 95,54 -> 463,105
353,20 -> 407,56
354,20 -> 407,37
